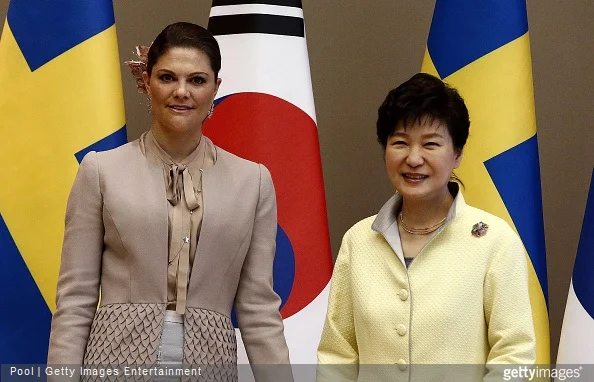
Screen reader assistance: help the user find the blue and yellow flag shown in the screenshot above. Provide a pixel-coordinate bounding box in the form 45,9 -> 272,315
421,0 -> 550,362
0,0 -> 126,362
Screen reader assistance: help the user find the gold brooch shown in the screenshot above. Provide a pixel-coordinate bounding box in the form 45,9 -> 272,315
471,222 -> 489,237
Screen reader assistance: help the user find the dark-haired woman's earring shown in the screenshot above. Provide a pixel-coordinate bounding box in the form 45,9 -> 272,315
207,103 -> 214,119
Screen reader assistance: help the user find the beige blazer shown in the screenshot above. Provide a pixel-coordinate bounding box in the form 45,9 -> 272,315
47,136 -> 289,367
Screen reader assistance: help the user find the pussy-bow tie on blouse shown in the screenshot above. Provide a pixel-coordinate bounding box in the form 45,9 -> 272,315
167,164 -> 199,210
166,163 -> 201,314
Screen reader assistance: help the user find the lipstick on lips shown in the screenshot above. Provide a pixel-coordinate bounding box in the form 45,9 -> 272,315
402,173 -> 428,183
168,104 -> 194,112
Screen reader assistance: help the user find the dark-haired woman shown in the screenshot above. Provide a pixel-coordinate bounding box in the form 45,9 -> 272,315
318,73 -> 535,376
47,22 -> 290,374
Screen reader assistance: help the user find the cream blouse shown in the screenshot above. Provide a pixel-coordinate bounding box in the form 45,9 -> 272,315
141,130 -> 216,314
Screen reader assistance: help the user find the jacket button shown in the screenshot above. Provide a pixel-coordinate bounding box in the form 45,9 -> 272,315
397,359 -> 408,371
396,324 -> 407,336
398,289 -> 409,301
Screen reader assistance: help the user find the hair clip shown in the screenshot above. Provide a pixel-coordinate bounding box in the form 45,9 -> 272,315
125,45 -> 150,94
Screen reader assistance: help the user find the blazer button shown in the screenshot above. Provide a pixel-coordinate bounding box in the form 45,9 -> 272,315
397,359 -> 408,371
399,289 -> 409,301
396,324 -> 407,336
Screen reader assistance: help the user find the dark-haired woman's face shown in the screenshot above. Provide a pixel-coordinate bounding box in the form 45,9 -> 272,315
142,47 -> 220,138
385,119 -> 462,203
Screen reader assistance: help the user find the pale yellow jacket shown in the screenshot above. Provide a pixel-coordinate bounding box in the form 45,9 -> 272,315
318,188 -> 535,378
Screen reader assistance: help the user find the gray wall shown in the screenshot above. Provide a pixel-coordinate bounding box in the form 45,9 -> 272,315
1,0 -> 592,362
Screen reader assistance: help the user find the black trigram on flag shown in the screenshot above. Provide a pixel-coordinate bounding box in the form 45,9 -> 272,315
208,0 -> 304,37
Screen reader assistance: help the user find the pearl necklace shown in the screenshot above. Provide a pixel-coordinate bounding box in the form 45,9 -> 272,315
399,212 -> 447,235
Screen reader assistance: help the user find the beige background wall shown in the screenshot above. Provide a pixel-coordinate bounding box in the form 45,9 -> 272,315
1,0 -> 592,362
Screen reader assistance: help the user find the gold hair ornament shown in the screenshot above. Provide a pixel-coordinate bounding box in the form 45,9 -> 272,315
125,45 -> 151,94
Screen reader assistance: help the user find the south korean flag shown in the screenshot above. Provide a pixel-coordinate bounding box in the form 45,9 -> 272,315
204,0 -> 333,367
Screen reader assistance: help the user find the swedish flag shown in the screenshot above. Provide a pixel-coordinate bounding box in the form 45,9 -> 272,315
421,0 -> 550,362
0,0 -> 126,362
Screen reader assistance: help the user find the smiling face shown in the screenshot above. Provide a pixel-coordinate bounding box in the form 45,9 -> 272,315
385,118 -> 462,203
142,46 -> 221,140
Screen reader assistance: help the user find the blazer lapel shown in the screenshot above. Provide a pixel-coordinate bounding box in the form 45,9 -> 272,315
108,148 -> 169,300
188,145 -> 251,299
137,156 -> 169,297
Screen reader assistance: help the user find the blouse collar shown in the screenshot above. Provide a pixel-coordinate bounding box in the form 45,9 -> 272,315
372,182 -> 465,236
